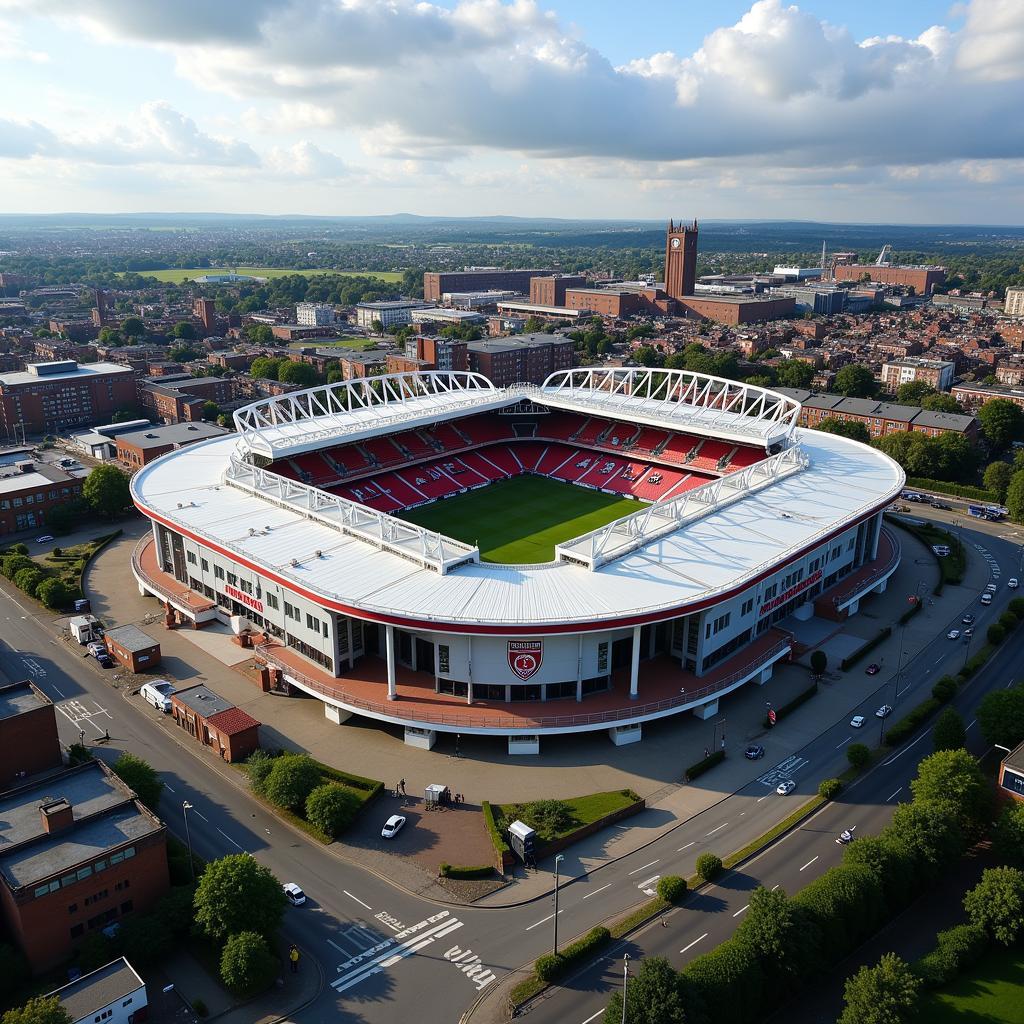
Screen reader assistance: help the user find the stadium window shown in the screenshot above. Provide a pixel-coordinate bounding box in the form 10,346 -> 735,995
741,598 -> 754,617
186,551 -> 197,565
306,613 -> 318,632
240,579 -> 252,595
214,565 -> 225,580
266,593 -> 278,610
284,602 -> 296,620
226,572 -> 238,586
201,558 -> 209,572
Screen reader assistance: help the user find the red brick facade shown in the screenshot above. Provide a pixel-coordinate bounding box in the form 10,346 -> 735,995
834,265 -> 946,294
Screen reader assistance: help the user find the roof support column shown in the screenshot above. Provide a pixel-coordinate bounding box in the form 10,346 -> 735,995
576,635 -> 583,703
630,625 -> 641,699
385,624 -> 397,701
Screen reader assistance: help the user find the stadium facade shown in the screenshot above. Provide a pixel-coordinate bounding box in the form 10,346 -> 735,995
130,370 -> 904,753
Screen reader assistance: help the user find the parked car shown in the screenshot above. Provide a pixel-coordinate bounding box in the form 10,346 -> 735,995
744,744 -> 765,760
986,583 -> 998,594
865,663 -> 880,675
981,594 -> 993,606
34,535 -> 54,544
930,501 -> 952,511
1009,578 -> 1019,590
283,883 -> 306,906
875,705 -> 893,718
140,680 -> 175,713
963,627 -> 974,637
96,653 -> 113,668
962,613 -> 975,625
381,814 -> 406,839
87,641 -> 106,659
850,715 -> 865,728
947,629 -> 961,640
776,780 -> 796,796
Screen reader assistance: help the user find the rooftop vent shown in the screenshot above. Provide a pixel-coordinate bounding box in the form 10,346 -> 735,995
39,797 -> 74,834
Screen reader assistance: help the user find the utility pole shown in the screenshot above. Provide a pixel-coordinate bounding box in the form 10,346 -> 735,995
552,854 -> 564,955
621,953 -> 630,1024
182,801 -> 195,884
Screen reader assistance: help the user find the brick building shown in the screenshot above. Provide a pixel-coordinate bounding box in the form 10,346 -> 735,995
529,275 -> 587,307
170,685 -> 260,763
679,295 -> 797,325
138,376 -> 232,424
423,269 -> 553,303
102,625 -> 161,673
952,381 -> 1024,411
115,421 -> 229,469
0,460 -> 84,536
467,334 -> 574,387
880,357 -> 955,392
403,336 -> 469,371
664,219 -> 699,300
999,741 -> 1024,801
0,361 -> 138,436
48,320 -> 98,343
833,264 -> 946,293
0,681 -> 63,788
193,298 -> 217,335
0,760 -> 168,970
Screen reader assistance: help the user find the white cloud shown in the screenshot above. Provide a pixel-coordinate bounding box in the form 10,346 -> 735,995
266,140 -> 348,178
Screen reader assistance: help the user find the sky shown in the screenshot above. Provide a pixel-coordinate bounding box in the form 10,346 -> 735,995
0,0 -> 1022,222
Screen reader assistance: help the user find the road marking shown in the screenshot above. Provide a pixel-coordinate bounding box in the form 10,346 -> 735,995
636,876 -> 660,891
757,795 -> 769,803
680,933 -> 708,955
733,904 -> 749,917
343,890 -> 372,911
628,860 -> 659,875
887,787 -> 903,802
799,856 -> 819,872
193,809 -> 209,822
882,730 -> 931,765
328,938 -> 358,957
581,1012 -> 604,1024
835,736 -> 852,749
216,828 -> 244,851
705,822 -> 728,837
966,719 -> 977,731
582,884 -> 612,900
164,784 -> 175,793
771,884 -> 780,891
677,842 -> 695,852
525,910 -> 562,931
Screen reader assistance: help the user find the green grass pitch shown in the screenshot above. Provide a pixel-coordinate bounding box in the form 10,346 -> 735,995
399,475 -> 646,563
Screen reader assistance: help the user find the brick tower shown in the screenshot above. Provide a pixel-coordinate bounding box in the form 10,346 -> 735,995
664,219 -> 698,300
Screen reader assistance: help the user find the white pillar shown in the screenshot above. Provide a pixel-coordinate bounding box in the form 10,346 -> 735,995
576,635 -> 583,703
346,618 -> 354,669
630,625 -> 641,699
385,624 -> 397,700
467,682 -> 473,706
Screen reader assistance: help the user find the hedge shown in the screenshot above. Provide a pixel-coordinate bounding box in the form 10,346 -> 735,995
657,875 -> 688,903
818,778 -> 843,799
898,599 -> 923,626
685,749 -> 725,781
533,926 -> 611,983
482,800 -> 511,861
696,852 -> 723,882
317,763 -> 384,798
765,680 -> 819,726
915,923 -> 990,988
841,628 -> 892,671
439,863 -> 494,880
958,644 -> 996,682
904,477 -> 996,502
932,676 -> 957,703
884,697 -> 942,746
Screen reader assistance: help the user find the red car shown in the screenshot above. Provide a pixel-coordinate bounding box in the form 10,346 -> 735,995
865,664 -> 880,675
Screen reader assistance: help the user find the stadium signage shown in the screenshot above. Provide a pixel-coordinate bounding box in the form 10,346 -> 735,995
224,583 -> 264,614
508,640 -> 543,681
759,569 -> 822,617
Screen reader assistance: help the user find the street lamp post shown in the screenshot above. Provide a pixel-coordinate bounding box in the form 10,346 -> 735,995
621,953 -> 630,1024
552,854 -> 564,955
182,801 -> 195,884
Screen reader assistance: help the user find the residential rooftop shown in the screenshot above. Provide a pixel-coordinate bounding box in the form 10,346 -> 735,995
48,957 -> 145,1023
117,421 -> 229,450
0,681 -> 51,721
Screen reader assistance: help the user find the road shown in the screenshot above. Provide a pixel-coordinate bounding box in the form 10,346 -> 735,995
0,513 -> 1020,1024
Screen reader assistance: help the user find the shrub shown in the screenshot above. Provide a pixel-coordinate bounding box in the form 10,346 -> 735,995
999,611 -> 1018,632
818,778 -> 843,800
847,743 -> 870,770
508,799 -> 576,841
263,753 -> 321,813
8,543 -> 27,555
111,752 -> 163,811
685,749 -> 725,781
304,784 -> 362,838
192,999 -> 208,1017
988,623 -> 1006,645
482,800 -> 510,860
245,749 -> 275,795
766,681 -> 819,725
810,650 -> 828,675
931,676 -> 957,703
12,566 -> 44,596
534,952 -> 564,982
657,875 -> 688,903
439,864 -> 494,880
36,576 -> 71,610
1010,597 -> 1024,619
220,931 -> 279,997
52,546 -> 62,557
532,926 -> 613,982
915,923 -> 989,988
696,852 -> 723,882
1,554 -> 32,579
885,698 -> 942,746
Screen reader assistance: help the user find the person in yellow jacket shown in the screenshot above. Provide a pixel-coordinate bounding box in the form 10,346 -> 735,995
289,945 -> 300,973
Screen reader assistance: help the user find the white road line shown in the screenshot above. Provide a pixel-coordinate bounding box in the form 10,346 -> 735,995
966,719 -> 977,731
679,933 -> 708,955
627,860 -> 659,875
328,938 -> 358,957
771,884 -> 780,891
705,822 -> 728,837
582,884 -> 612,900
677,842 -> 695,852
164,784 -> 175,793
525,910 -> 562,931
193,810 -> 209,822
343,890 -> 372,911
216,827 -> 244,851
799,856 -> 819,872
835,736 -> 852,748
757,795 -> 769,803
882,731 -> 931,765
581,1012 -> 604,1024
636,876 -> 660,890
732,904 -> 749,917
887,787 -> 903,802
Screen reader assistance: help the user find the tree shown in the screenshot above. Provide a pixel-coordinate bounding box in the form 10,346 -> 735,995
120,316 -> 145,338
1008,469 -> 1024,523
910,749 -> 992,836
278,361 -> 320,388
168,343 -> 201,362
370,318 -> 384,335
245,750 -> 275,795
193,854 -> 287,940
219,931 -> 279,997
847,743 -> 870,770
975,687 -> 1024,749
633,345 -> 665,368
932,707 -> 967,752
603,957 -> 688,1024
243,323 -> 274,345
82,464 -> 131,517
13,566 -> 45,597
171,321 -> 197,340
657,875 -> 688,903
992,802 -> 1024,865
963,867 -> 1024,945
775,360 -> 815,389
263,753 -> 321,813
983,461 -> 1014,502
978,398 -> 1024,452
920,393 -> 962,414
249,356 -> 283,380
696,852 -> 722,882
810,650 -> 827,676
817,417 -> 872,444
305,784 -> 362,838
895,380 -> 935,405
838,953 -> 920,1024
201,400 -> 220,421
735,885 -> 816,996
833,364 -> 877,398
889,800 -> 964,880
0,996 -> 71,1024
112,752 -> 164,811
843,835 -> 918,912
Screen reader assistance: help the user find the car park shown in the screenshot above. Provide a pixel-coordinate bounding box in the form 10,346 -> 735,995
283,882 -> 306,906
381,814 -> 406,839
744,744 -> 765,760
865,663 -> 880,675
140,680 -> 175,713
962,614 -> 975,625
850,715 -> 865,728
1009,579 -> 1019,590
947,629 -> 961,640
776,780 -> 796,796
875,705 -> 893,718
34,535 -> 54,544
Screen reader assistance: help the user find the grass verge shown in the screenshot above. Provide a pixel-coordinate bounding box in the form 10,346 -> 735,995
885,516 -> 965,592
493,790 -> 641,844
921,944 -> 1024,1022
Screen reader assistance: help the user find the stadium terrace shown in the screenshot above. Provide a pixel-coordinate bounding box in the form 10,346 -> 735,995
130,369 -> 904,754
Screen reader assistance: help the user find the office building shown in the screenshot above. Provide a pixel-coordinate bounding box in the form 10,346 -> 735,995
880,358 -> 956,392
529,276 -> 587,308
1005,287 -> 1024,318
833,264 -> 946,293
467,334 -> 573,386
423,269 -> 552,303
296,302 -> 337,327
354,301 -> 430,330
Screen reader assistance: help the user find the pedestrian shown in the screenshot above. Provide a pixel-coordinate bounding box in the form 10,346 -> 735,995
704,747 -> 709,759
289,945 -> 300,974
400,778 -> 406,795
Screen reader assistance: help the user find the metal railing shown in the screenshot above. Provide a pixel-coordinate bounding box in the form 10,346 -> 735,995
255,636 -> 792,731
830,527 -> 901,610
131,536 -> 204,610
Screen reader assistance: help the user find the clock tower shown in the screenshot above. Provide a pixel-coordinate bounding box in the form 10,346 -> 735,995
664,218 -> 698,300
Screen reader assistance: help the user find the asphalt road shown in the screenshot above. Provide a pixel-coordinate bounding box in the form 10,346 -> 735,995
0,512 -> 1020,1024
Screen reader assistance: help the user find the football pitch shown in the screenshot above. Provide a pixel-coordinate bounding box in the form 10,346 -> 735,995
399,475 -> 645,563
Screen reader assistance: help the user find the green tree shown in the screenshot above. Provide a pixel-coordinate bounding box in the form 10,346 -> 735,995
193,854 -> 286,940
963,867 -> 1024,945
983,461 -> 1014,502
278,361 -> 320,388
817,417 -> 872,444
2,554 -> 34,579
118,913 -> 173,968
633,345 -> 665,368
838,953 -> 920,1024
910,749 -> 991,836
847,743 -> 870,770
82,464 -> 131,517
219,931 -> 279,997
657,875 -> 688,904
168,343 -> 201,362
735,885 -> 816,997
305,784 -> 362,838
889,800 -> 964,880
120,316 -> 145,338
843,835 -> 918,912
776,360 -> 815,389
975,687 -> 1024,749
932,707 -> 967,752
171,321 -> 197,340
201,400 -> 220,421
370,318 -> 384,335
242,323 -> 274,345
112,752 -> 164,811
810,650 -> 828,676
249,356 -> 283,380
978,398 -> 1024,451
684,939 -> 764,1024
245,749 -> 275,795
13,566 -> 45,597
992,802 -> 1024,865
603,957 -> 687,1024
0,996 -> 72,1024
833,364 -> 877,398
895,380 -> 935,404
1007,469 -> 1024,523
263,753 -> 321,813
920,393 -> 962,414
696,852 -> 722,882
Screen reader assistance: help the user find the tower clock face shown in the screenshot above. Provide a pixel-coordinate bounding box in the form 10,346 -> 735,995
671,237 -> 681,248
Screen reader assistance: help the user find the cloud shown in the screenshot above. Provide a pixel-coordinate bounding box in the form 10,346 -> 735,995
0,118 -> 56,158
266,140 -> 348,178
0,17 -> 49,61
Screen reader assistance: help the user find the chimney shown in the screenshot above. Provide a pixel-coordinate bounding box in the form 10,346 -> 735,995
39,798 -> 74,834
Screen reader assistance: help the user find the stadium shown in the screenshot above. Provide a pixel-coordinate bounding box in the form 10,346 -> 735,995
130,368 -> 905,754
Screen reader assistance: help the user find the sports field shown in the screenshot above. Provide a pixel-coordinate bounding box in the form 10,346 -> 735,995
399,475 -> 644,564
123,266 -> 404,284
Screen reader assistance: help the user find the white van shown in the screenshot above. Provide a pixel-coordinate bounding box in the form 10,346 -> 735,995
140,679 -> 176,712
